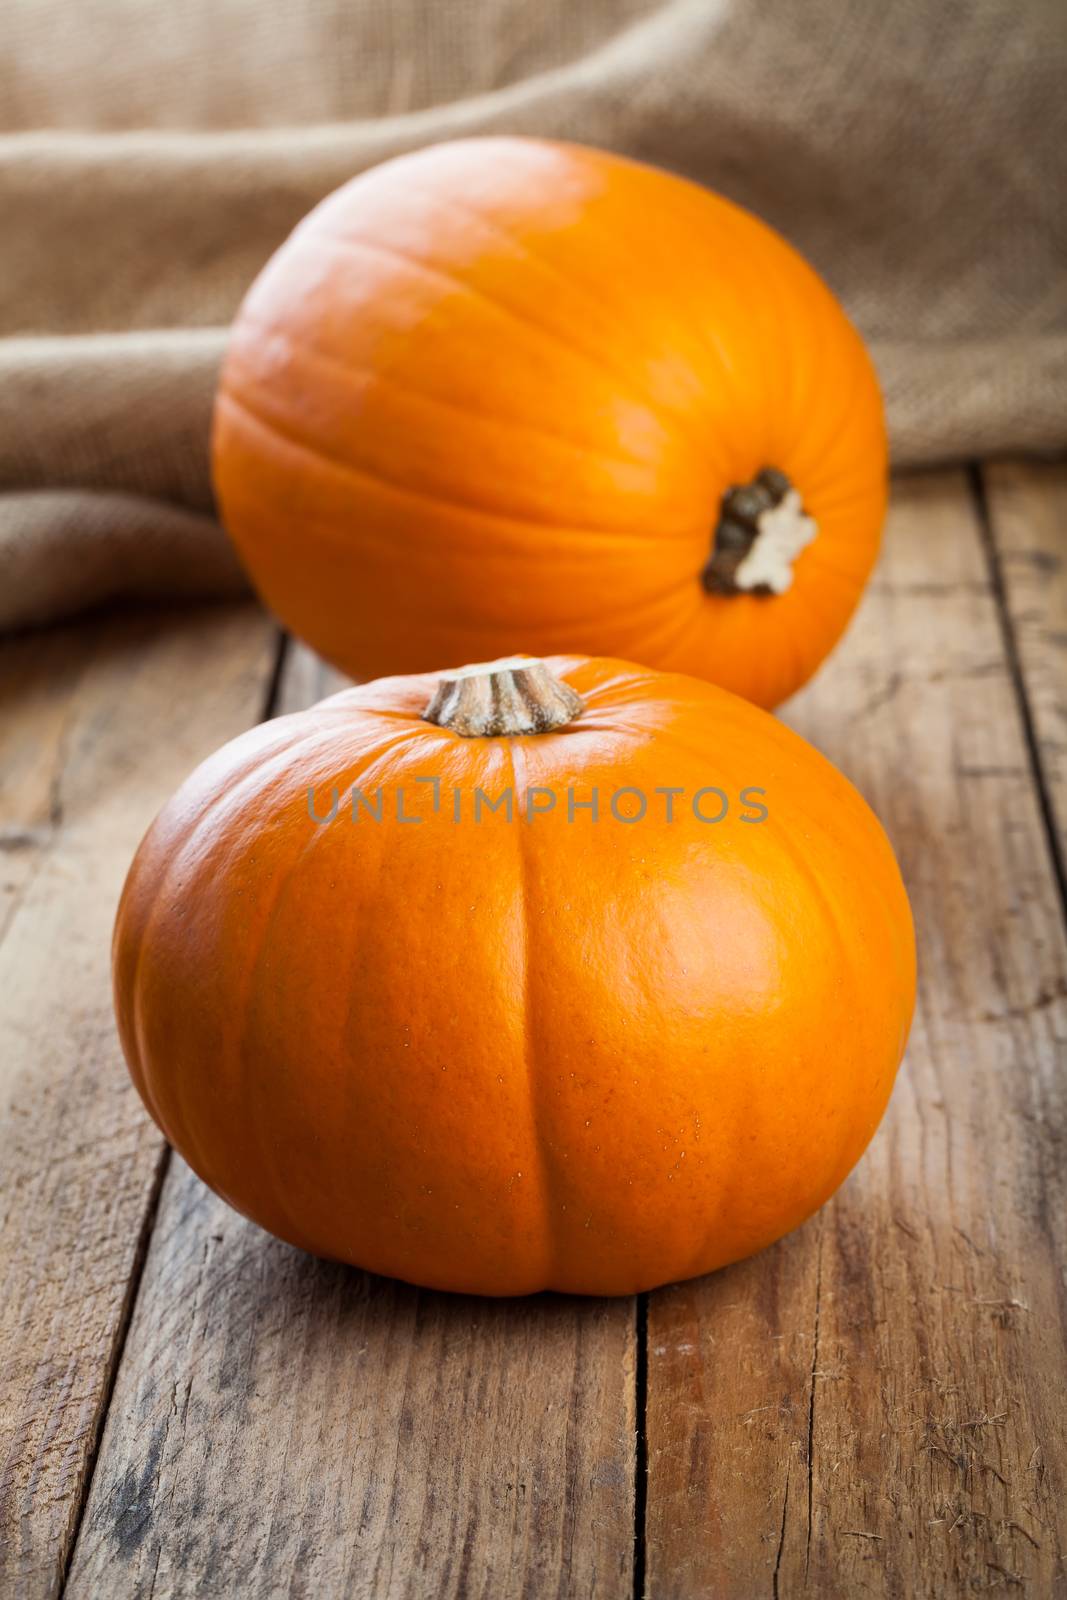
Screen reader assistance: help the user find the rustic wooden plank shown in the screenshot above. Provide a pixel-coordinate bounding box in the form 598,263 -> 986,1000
65,640 -> 636,1600
0,603 -> 277,1600
981,458 -> 1067,869
645,470 -> 1067,1597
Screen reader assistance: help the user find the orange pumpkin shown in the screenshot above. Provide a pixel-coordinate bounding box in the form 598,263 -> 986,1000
214,137 -> 886,710
113,655 -> 915,1296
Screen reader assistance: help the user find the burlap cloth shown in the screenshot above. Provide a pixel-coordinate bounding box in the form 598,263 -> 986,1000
2,0 -> 1064,631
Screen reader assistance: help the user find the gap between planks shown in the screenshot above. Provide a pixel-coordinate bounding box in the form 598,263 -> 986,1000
976,459 -> 1067,921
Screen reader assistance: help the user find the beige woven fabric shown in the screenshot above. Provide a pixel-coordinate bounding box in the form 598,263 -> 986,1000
2,0 -> 1064,630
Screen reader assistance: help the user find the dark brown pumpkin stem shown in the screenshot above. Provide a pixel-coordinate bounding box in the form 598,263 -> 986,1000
423,657 -> 584,737
702,467 -> 816,597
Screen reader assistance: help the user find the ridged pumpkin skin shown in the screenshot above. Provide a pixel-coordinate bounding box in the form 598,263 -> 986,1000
213,138 -> 887,711
113,657 -> 915,1297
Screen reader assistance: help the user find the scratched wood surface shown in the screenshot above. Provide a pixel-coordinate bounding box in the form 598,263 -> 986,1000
0,462 -> 1065,1599
646,469 -> 1067,1597
0,605 -> 276,1600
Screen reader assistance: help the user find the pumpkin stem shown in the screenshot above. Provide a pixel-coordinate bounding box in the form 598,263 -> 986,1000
423,657 -> 584,737
702,468 -> 816,597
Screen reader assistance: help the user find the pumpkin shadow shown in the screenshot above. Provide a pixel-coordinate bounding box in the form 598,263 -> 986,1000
172,1158 -> 626,1392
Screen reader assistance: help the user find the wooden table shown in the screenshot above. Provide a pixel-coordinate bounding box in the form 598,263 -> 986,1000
2,463 -> 1065,1599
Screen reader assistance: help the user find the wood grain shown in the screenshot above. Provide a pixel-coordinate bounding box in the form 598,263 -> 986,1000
65,640 -> 636,1600
0,604 -> 276,1600
982,458 -> 1067,866
645,471 -> 1067,1597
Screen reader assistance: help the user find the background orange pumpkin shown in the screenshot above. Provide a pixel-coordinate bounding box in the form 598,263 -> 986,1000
213,137 -> 887,710
113,655 -> 915,1297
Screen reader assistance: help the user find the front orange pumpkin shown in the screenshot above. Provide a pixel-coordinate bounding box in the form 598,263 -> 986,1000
213,138 -> 887,711
113,656 -> 915,1296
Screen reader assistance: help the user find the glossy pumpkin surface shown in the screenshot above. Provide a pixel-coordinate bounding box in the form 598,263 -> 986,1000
213,137 -> 887,710
113,656 -> 915,1296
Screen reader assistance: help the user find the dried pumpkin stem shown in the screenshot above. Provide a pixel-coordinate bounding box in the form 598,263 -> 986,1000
423,657 -> 584,737
702,467 -> 817,597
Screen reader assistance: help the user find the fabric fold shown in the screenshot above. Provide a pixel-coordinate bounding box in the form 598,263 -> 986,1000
2,0 -> 1063,631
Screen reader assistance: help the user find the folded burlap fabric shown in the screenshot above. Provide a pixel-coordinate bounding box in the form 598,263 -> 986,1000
2,0 -> 1064,631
